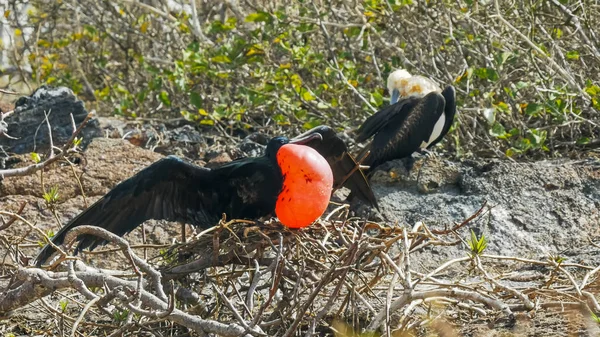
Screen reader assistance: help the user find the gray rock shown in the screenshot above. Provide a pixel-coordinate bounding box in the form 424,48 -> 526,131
366,157 -> 600,269
0,86 -> 102,154
238,133 -> 267,157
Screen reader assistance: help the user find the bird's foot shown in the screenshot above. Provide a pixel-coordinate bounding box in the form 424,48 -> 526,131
415,148 -> 436,158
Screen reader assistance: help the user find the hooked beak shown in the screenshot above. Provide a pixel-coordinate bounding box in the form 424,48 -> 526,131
290,132 -> 323,145
390,88 -> 400,104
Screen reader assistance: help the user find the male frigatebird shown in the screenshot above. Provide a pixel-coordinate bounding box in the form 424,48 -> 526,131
355,69 -> 456,171
294,125 -> 378,209
34,133 -> 334,267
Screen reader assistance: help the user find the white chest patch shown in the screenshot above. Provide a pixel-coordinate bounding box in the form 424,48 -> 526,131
420,114 -> 446,149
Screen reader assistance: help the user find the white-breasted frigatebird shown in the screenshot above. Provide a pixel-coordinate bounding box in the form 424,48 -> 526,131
34,133 -> 335,267
294,125 -> 378,209
355,69 -> 457,171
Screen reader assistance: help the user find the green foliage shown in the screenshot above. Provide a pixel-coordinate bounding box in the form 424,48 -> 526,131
467,230 -> 488,256
59,299 -> 68,313
37,229 -> 55,247
43,186 -> 60,205
30,152 -> 41,163
113,309 -> 129,323
551,254 -> 565,265
73,137 -> 83,147
3,0 -> 597,158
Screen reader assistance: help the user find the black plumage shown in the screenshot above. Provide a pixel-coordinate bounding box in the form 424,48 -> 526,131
34,136 -> 315,267
295,125 -> 378,209
355,86 -> 456,171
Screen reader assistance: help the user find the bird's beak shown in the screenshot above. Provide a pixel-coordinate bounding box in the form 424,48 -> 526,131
290,132 -> 323,145
390,89 -> 400,104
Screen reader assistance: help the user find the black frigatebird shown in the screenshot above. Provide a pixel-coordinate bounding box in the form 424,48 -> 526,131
34,134 -> 334,267
294,125 -> 378,209
355,69 -> 457,171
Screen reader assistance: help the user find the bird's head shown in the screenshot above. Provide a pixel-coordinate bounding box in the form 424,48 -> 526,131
265,132 -> 323,158
387,69 -> 412,104
387,69 -> 442,104
266,133 -> 333,229
265,136 -> 291,158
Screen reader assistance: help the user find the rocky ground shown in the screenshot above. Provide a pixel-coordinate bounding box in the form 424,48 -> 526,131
1,87 -> 600,336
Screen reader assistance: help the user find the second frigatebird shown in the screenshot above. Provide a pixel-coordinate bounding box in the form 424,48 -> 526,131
294,125 -> 378,209
34,133 -> 334,267
355,69 -> 457,171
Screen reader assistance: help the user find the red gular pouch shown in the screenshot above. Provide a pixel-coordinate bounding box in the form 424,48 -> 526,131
275,144 -> 334,229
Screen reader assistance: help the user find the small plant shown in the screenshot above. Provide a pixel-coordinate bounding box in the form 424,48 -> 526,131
467,230 -> 488,256
550,254 -> 565,265
59,299 -> 68,313
43,185 -> 60,205
72,136 -> 83,147
37,230 -> 55,247
113,309 -> 129,323
591,311 -> 600,324
30,152 -> 41,163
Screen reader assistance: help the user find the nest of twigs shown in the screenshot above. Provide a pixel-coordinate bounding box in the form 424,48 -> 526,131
2,201 -> 600,336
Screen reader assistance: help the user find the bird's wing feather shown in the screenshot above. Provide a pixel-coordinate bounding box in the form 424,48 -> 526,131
355,97 -> 421,143
367,92 -> 446,168
34,156 -> 259,266
294,126 -> 378,208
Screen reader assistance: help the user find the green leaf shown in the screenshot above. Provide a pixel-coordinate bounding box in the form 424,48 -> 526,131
43,186 -> 60,204
527,129 -> 547,147
474,67 -> 499,81
73,137 -> 83,147
508,128 -> 520,137
245,11 -> 271,23
273,113 -> 287,123
317,102 -> 328,109
524,103 -> 544,116
83,25 -> 97,35
566,50 -> 580,60
467,230 -> 488,256
158,91 -> 171,106
585,84 -> 600,96
301,90 -> 315,101
515,81 -> 529,90
553,28 -> 563,39
494,51 -> 511,66
211,55 -> 231,63
515,137 -> 532,151
190,92 -> 203,109
495,101 -> 509,113
370,91 -> 384,107
302,119 -> 322,130
576,137 -> 590,145
505,148 -> 518,157
30,152 -> 41,163
343,26 -> 362,38
60,299 -> 68,313
489,122 -> 506,138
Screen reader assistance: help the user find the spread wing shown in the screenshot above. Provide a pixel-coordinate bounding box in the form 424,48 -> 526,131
34,156 -> 274,266
293,125 -> 378,209
364,92 -> 446,169
355,96 -> 422,143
